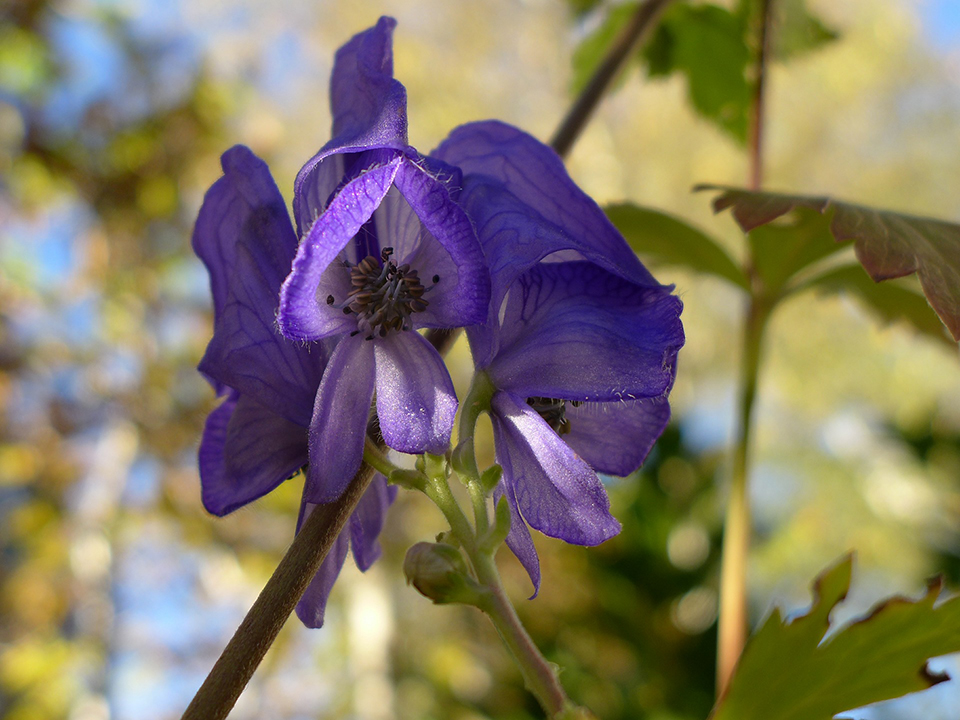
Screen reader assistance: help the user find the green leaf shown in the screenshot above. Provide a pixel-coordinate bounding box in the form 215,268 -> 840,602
745,204 -> 844,295
808,265 -> 953,348
571,2 -> 639,94
573,3 -> 752,142
700,185 -> 960,341
605,203 -> 748,289
770,0 -> 839,60
711,555 -> 960,720
644,4 -> 752,143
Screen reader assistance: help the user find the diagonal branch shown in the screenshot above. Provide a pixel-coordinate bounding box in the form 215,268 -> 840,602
550,0 -> 676,158
181,458 -> 376,720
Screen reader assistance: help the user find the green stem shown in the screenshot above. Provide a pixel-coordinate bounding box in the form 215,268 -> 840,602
716,0 -> 776,697
716,295 -> 770,696
457,372 -> 496,532
473,554 -> 571,717
363,436 -> 401,477
181,462 -> 376,720
424,471 -> 478,553
426,469 -> 572,718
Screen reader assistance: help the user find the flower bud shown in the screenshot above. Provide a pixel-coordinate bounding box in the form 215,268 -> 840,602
403,542 -> 484,606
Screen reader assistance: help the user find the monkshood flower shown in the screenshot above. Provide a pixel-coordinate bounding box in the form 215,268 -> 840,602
435,122 -> 685,592
194,144 -> 395,627
277,17 -> 489,502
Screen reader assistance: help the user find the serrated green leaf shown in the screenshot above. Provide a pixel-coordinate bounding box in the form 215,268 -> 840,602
605,203 -> 748,289
700,185 -> 960,341
571,2 -> 639,94
808,265 -> 953,348
711,555 -> 960,720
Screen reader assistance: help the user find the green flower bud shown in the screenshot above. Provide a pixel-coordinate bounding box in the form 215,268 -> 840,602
403,542 -> 485,606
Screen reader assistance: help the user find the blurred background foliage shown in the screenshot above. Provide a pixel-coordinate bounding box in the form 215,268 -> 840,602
1,0 -> 960,718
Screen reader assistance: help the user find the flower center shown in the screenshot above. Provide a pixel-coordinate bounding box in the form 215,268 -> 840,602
526,397 -> 583,436
327,247 -> 439,339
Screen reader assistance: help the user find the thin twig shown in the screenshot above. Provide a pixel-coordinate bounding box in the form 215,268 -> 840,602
550,0 -> 676,158
747,0 -> 773,191
181,462 -> 376,720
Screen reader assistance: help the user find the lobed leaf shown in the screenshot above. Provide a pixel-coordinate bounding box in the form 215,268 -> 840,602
711,555 -> 960,720
700,185 -> 960,341
605,203 -> 748,289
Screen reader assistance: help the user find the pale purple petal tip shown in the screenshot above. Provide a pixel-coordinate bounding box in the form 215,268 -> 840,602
494,484 -> 542,598
296,516 -> 350,629
374,332 -> 457,455
492,392 -> 621,546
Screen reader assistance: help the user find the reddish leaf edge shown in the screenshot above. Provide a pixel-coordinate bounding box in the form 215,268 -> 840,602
694,184 -> 960,341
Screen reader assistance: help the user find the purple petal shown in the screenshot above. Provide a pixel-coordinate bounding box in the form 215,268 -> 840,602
294,153 -> 345,237
393,160 -> 490,328
486,262 -> 684,402
494,483 -> 541,597
565,397 -> 671,477
296,505 -> 350,629
293,17 -> 408,234
433,121 -> 657,305
199,392 -> 308,516
199,242 -> 329,426
193,146 -> 300,394
193,146 -> 297,319
279,158 -> 402,342
350,474 -> 397,571
491,391 -> 621,546
305,335 -> 376,503
374,331 -> 457,455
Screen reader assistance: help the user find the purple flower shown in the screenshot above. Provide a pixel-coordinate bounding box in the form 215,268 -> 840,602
277,17 -> 490,503
194,144 -> 395,627
435,122 -> 685,592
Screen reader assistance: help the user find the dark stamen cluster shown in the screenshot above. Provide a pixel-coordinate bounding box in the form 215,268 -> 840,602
527,397 -> 583,436
326,247 -> 436,338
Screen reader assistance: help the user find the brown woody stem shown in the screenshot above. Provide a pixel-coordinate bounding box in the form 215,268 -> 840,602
181,462 -> 376,720
549,0 -> 675,158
